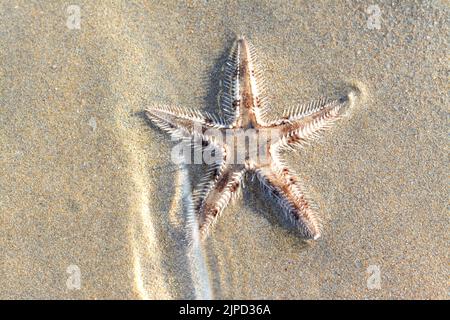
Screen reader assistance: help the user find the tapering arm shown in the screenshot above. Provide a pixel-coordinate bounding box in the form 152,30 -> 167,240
267,96 -> 351,149
145,105 -> 228,141
193,164 -> 245,240
255,164 -> 321,239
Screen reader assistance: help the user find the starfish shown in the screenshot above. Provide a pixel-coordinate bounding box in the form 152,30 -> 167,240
145,37 -> 355,241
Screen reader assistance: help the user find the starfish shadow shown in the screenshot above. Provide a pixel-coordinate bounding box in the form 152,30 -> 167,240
201,36 -> 237,117
243,175 -> 311,247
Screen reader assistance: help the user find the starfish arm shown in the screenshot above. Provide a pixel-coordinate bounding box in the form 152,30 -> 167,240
194,164 -> 246,240
267,95 -> 351,149
220,38 -> 269,127
246,41 -> 271,124
145,105 -> 228,141
255,164 -> 321,239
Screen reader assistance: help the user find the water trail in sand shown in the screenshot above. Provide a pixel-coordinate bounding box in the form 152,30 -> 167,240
130,172 -> 170,299
178,164 -> 213,299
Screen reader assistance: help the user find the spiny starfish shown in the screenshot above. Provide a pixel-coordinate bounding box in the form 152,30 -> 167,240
145,37 -> 355,241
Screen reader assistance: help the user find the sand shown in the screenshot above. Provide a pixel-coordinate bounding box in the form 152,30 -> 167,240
0,1 -> 448,299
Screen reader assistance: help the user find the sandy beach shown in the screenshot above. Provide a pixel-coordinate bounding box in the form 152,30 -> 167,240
0,1 -> 448,299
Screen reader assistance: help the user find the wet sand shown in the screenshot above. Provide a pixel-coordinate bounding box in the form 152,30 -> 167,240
0,1 -> 448,299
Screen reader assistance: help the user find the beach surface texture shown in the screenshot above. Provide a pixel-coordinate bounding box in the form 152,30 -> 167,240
0,1 -> 447,299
